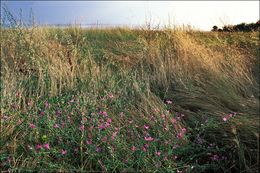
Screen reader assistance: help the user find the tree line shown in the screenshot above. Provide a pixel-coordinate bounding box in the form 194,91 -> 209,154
211,20 -> 260,32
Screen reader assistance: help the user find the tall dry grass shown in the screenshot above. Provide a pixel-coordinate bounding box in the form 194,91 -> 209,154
0,12 -> 259,172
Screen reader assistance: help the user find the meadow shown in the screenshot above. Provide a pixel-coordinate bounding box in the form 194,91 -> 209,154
0,15 -> 259,172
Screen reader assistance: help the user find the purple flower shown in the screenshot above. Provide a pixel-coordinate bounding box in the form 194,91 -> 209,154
35,144 -> 42,150
79,125 -> 85,131
56,110 -> 62,116
53,124 -> 59,128
43,143 -> 50,150
108,93 -> 114,99
61,149 -> 67,155
145,136 -> 154,142
39,111 -> 44,116
99,124 -> 105,129
86,139 -> 92,145
155,151 -> 161,156
96,147 -> 101,152
29,123 -> 36,129
131,146 -> 137,152
103,111 -> 108,117
144,125 -> 149,130
165,99 -> 172,104
44,101 -> 49,108
210,154 -> 220,161
107,118 -> 112,123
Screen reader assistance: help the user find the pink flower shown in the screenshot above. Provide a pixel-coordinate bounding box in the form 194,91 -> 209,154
107,118 -> 112,123
96,147 -> 101,152
35,144 -> 42,150
98,159 -> 106,171
29,123 -> 36,129
39,111 -> 44,116
56,110 -> 62,116
44,101 -> 49,108
79,125 -> 85,131
108,93 -> 114,99
161,114 -> 166,118
181,128 -> 187,133
210,154 -> 220,161
131,146 -> 137,152
98,111 -> 108,117
61,149 -> 67,155
142,146 -> 147,152
228,114 -> 233,118
27,100 -> 33,106
144,125 -> 149,130
61,121 -> 65,128
67,116 -> 71,123
223,117 -> 228,121
15,92 -> 20,97
165,99 -> 172,104
81,117 -> 87,124
145,136 -> 154,142
43,143 -> 50,150
163,156 -> 168,161
53,124 -> 59,128
177,132 -> 184,139
73,148 -> 79,154
155,151 -> 161,156
120,112 -> 125,117
86,139 -> 92,145
105,122 -> 110,128
171,118 -> 177,124
111,132 -> 118,141
99,124 -> 105,129
144,144 -> 149,148
102,136 -> 107,142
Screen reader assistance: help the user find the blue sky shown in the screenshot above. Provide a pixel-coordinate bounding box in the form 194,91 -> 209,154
1,1 -> 259,30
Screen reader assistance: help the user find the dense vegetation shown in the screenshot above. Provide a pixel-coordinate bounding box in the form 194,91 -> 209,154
1,13 -> 259,172
211,20 -> 260,32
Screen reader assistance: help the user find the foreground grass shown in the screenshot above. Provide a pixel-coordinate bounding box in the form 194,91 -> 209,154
0,25 -> 259,172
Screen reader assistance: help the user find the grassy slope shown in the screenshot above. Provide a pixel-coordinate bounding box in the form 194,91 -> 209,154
0,26 -> 259,172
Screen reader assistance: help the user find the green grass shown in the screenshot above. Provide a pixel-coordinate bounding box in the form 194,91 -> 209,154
0,23 -> 259,172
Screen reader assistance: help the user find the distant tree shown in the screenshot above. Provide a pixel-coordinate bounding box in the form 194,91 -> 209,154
233,23 -> 246,31
223,26 -> 233,32
211,25 -> 218,31
212,20 -> 260,32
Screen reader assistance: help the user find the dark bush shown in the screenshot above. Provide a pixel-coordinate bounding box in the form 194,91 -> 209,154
212,20 -> 260,32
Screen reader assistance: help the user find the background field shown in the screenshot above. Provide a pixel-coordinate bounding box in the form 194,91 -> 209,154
1,18 -> 259,172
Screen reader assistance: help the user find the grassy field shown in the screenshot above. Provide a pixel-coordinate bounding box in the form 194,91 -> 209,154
0,22 -> 259,172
